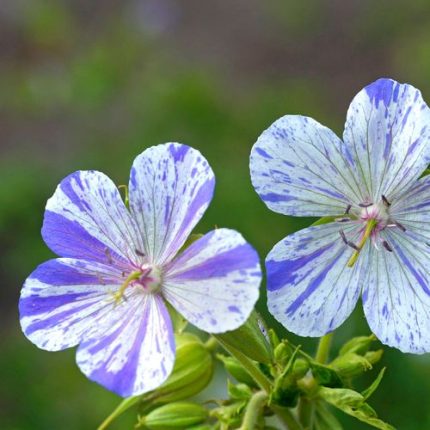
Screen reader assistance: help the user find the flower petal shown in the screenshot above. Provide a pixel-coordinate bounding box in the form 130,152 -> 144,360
42,171 -> 144,268
344,78 -> 430,203
250,115 -> 360,217
266,223 -> 365,336
362,228 -> 430,353
163,228 -> 261,333
129,143 -> 215,265
19,258 -> 123,351
76,293 -> 175,397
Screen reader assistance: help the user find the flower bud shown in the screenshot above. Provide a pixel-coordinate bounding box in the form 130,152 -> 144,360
139,402 -> 208,429
217,354 -> 257,387
153,333 -> 213,403
339,334 -> 376,356
274,342 -> 290,365
215,312 -> 272,363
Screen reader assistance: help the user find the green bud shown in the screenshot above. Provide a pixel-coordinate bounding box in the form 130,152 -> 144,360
227,380 -> 253,400
364,349 -> 383,365
217,354 -> 257,387
292,358 -> 309,379
274,342 -> 290,365
339,334 -> 376,356
330,353 -> 373,379
215,312 -> 272,363
139,402 -> 208,430
152,333 -> 213,403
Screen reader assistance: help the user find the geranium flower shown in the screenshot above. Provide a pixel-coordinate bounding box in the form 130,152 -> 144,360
250,78 -> 430,353
20,143 -> 261,396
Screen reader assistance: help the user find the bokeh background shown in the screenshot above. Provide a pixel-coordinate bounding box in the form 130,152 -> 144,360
2,1 -> 430,429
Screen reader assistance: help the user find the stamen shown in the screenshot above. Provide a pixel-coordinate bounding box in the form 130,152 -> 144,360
381,195 -> 391,207
104,248 -> 113,264
335,217 -> 351,223
394,221 -> 406,232
135,249 -> 145,257
339,230 -> 347,244
113,270 -> 141,304
345,204 -> 352,215
347,241 -> 360,251
347,219 -> 377,267
359,202 -> 373,208
382,240 -> 393,252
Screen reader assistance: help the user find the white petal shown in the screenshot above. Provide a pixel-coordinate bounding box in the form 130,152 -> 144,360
42,171 -> 144,268
344,78 -> 430,203
129,143 -> 215,265
266,222 -> 365,336
250,115 -> 360,217
77,293 -> 175,397
363,228 -> 430,353
163,229 -> 261,333
19,258 -> 123,351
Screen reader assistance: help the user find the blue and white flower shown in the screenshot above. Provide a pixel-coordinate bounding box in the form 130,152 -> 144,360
250,78 -> 430,353
20,143 -> 261,396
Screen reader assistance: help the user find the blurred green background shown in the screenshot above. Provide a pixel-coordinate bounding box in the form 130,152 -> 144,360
2,0 -> 430,428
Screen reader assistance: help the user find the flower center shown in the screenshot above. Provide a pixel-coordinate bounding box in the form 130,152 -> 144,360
113,265 -> 162,304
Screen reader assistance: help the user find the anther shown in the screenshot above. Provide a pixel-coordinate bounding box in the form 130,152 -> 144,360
135,249 -> 145,257
339,230 -> 348,244
347,241 -> 360,251
359,202 -> 373,208
382,240 -> 393,252
394,221 -> 406,232
104,248 -> 113,264
345,204 -> 352,215
381,195 -> 391,207
335,217 -> 351,223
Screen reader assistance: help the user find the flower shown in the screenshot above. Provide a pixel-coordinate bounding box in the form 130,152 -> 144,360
250,78 -> 430,353
20,143 -> 261,396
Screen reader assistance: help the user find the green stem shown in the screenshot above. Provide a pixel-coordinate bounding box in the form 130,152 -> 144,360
98,396 -> 140,430
315,333 -> 333,364
298,397 -> 314,430
239,391 -> 268,430
215,337 -> 302,430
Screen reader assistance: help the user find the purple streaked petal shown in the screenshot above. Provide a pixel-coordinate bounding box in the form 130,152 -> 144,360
129,143 -> 215,265
76,293 -> 175,397
42,171 -> 144,268
163,228 -> 261,333
19,258 -> 123,351
362,228 -> 430,353
266,222 -> 365,336
250,115 -> 361,217
344,78 -> 430,203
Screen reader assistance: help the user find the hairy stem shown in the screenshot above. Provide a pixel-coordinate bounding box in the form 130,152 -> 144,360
239,391 -> 268,429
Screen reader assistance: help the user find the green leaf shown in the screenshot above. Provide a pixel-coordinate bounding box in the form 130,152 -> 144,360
362,368 -> 386,400
319,387 -> 396,430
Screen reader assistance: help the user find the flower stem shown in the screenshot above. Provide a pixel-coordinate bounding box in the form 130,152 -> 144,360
215,337 -> 302,430
239,391 -> 268,429
315,332 -> 333,364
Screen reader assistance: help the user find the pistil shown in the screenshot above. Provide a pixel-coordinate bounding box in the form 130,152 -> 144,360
347,219 -> 377,268
113,270 -> 141,303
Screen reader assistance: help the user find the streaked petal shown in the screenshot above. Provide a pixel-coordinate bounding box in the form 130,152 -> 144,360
129,143 -> 215,265
42,171 -> 144,268
19,258 -> 123,351
76,293 -> 175,397
162,228 -> 261,333
250,115 -> 360,217
266,223 -> 365,336
363,228 -> 430,353
344,78 -> 430,203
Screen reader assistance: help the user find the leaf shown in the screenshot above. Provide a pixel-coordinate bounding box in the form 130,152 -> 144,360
319,387 -> 396,430
362,368 -> 386,401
